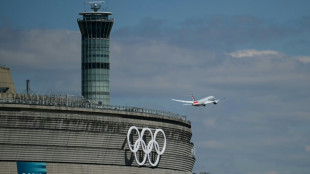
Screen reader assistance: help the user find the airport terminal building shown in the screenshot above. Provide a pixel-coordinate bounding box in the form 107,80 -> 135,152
0,98 -> 195,174
0,3 -> 195,174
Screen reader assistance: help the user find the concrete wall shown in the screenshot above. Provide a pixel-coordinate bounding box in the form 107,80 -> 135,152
0,104 -> 195,173
0,162 -> 194,174
0,66 -> 16,94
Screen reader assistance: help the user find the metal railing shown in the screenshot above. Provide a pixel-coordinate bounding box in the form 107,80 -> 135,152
0,93 -> 187,122
78,17 -> 114,22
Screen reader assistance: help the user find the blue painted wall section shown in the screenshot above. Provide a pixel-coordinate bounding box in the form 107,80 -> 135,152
16,162 -> 47,174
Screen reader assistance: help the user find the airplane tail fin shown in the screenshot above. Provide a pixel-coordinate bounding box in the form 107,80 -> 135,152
191,94 -> 196,101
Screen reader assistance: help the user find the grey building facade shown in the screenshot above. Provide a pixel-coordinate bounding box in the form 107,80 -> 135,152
0,103 -> 195,174
77,4 -> 113,105
0,66 -> 16,94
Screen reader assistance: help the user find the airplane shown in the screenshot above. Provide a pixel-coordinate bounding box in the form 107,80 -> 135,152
171,95 -> 225,107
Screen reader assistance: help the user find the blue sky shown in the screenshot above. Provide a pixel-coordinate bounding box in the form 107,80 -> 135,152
1,0 -> 310,174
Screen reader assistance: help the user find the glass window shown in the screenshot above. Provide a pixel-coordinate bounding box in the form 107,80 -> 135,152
103,86 -> 109,92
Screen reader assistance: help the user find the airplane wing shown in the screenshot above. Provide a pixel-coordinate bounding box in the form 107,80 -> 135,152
215,97 -> 226,103
202,100 -> 214,105
171,99 -> 193,104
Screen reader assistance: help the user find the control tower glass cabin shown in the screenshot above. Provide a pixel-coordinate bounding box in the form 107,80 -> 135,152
77,3 -> 114,105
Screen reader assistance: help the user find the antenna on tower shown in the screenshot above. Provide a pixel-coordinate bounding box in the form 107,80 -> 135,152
26,79 -> 31,95
88,1 -> 105,12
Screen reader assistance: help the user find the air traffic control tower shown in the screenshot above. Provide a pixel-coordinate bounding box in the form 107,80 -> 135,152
78,2 -> 114,105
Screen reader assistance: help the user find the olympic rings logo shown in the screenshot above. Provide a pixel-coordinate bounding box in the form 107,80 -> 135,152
127,126 -> 166,167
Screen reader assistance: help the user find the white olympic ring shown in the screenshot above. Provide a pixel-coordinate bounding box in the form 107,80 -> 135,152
127,126 -> 166,167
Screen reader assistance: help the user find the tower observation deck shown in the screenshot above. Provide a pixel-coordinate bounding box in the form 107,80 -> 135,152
77,1 -> 114,105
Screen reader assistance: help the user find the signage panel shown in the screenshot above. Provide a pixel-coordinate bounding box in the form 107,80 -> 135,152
16,162 -> 46,174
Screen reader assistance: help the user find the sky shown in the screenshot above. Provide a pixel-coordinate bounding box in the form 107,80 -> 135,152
1,0 -> 310,173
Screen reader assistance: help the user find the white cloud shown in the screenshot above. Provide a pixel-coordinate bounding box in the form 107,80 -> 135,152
228,49 -> 280,58
0,28 -> 81,93
0,28 -> 80,71
295,56 -> 310,64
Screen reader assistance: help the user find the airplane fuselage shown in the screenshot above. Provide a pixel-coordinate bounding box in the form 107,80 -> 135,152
171,95 -> 224,107
193,96 -> 216,106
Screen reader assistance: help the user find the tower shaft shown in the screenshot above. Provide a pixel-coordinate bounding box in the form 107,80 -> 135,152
77,9 -> 113,105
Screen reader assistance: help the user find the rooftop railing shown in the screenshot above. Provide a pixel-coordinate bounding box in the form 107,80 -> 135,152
0,93 -> 188,122
78,17 -> 114,22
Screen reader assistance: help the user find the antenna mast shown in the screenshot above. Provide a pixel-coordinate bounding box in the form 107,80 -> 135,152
26,80 -> 30,95
88,1 -> 105,12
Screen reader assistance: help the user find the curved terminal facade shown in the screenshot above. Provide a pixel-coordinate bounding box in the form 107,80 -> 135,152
0,101 -> 195,174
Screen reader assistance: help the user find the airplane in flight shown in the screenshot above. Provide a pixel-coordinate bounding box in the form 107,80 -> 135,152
171,95 -> 225,107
